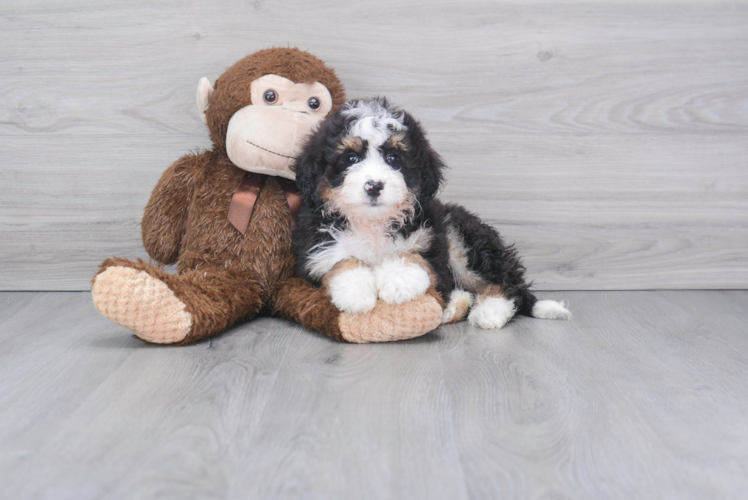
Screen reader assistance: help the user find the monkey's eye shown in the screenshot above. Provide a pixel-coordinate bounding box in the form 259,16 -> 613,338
308,97 -> 320,111
344,152 -> 360,165
263,90 -> 278,104
384,151 -> 400,165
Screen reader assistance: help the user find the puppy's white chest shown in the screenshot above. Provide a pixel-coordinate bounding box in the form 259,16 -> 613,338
337,227 -> 403,264
305,225 -> 432,279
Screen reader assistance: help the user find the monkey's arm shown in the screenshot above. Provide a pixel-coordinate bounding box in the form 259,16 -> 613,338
141,151 -> 210,264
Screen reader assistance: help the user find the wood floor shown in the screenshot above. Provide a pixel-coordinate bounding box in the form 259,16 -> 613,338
1,291 -> 746,499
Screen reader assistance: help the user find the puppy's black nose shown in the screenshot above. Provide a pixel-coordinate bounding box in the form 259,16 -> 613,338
364,180 -> 384,198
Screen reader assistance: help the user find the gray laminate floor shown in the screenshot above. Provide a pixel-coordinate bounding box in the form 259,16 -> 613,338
1,291 -> 746,499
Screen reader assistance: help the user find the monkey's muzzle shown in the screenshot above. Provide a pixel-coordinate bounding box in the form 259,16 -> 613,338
226,106 -> 324,180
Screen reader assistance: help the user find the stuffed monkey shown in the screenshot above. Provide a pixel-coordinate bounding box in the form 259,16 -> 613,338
91,48 -> 444,344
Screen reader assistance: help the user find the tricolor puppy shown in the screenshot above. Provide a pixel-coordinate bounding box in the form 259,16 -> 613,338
292,98 -> 571,329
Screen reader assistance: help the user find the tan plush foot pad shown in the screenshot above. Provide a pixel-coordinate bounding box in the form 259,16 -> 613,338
338,294 -> 443,343
92,266 -> 193,344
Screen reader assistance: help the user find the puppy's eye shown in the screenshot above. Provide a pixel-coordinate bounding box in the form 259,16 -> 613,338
263,90 -> 278,104
385,151 -> 400,165
345,153 -> 360,165
308,97 -> 320,111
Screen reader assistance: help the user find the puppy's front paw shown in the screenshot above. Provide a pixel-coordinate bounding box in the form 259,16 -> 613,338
327,266 -> 378,314
374,258 -> 431,305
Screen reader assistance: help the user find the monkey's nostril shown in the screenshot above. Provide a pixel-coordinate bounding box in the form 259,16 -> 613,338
364,180 -> 384,198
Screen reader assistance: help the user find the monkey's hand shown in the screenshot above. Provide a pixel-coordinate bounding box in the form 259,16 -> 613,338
141,151 -> 210,264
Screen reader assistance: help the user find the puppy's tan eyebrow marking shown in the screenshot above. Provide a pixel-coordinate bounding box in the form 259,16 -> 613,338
317,180 -> 334,202
337,136 -> 363,154
383,132 -> 408,151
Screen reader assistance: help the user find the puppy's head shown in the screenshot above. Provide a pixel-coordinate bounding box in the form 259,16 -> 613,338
294,97 -> 445,225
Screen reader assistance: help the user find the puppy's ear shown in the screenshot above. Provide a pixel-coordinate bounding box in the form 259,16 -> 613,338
420,142 -> 446,201
294,109 -> 348,205
404,113 -> 446,202
293,130 -> 329,206
294,150 -> 325,205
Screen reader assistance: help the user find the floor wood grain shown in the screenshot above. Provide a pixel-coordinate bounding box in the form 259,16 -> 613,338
1,291 -> 746,499
1,1 -> 747,290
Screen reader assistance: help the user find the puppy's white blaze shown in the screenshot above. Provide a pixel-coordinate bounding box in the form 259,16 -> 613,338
305,226 -> 433,280
342,98 -> 406,125
343,99 -> 407,148
532,300 -> 573,320
374,258 -> 431,305
327,267 -> 378,314
350,117 -> 392,148
468,297 -> 517,330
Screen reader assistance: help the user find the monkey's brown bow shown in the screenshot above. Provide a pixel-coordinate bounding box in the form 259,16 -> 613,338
227,173 -> 301,235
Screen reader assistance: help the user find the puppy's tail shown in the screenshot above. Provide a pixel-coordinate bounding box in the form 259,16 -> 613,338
517,289 -> 573,321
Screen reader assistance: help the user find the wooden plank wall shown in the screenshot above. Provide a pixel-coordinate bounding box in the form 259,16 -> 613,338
1,0 -> 747,291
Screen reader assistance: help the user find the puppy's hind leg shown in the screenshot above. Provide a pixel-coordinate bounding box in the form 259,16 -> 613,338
442,289 -> 474,324
444,204 -> 572,326
467,286 -> 518,330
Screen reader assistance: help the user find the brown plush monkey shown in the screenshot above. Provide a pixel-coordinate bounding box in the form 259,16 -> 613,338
91,48 -> 444,344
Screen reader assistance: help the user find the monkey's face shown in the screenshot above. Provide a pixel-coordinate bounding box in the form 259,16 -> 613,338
223,75 -> 333,180
197,47 -> 345,180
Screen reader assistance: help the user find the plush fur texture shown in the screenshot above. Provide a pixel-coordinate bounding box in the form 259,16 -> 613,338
92,49 -> 444,344
293,97 -> 571,329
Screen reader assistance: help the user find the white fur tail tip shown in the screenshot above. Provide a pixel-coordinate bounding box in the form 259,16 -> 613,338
532,300 -> 573,321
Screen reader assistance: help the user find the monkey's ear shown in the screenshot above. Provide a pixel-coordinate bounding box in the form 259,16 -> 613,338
196,77 -> 214,124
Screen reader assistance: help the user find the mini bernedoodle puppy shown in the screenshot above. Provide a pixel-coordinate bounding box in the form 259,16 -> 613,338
292,97 -> 571,329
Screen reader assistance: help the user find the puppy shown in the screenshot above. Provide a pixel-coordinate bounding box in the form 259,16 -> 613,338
292,98 -> 571,329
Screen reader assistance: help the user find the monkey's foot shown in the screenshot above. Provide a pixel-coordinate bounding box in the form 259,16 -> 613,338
92,265 -> 193,344
338,289 -> 444,343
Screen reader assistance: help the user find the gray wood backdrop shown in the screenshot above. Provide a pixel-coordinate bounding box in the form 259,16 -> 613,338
1,0 -> 747,291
